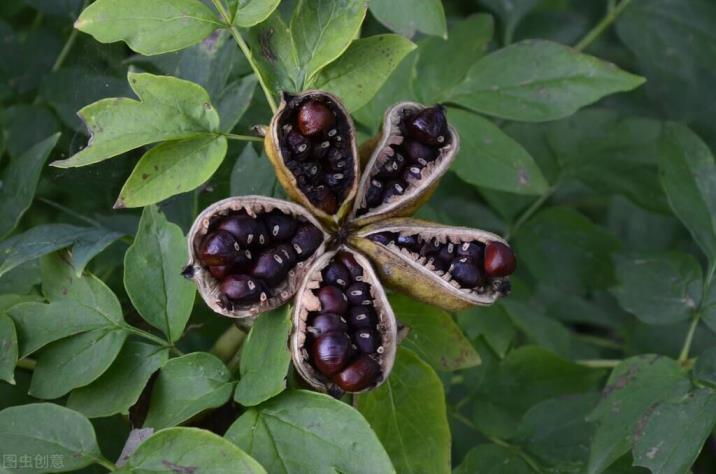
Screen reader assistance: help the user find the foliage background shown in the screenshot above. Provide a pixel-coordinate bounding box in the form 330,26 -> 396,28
2,0 -> 716,473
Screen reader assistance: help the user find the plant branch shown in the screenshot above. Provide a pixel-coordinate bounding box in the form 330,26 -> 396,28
210,0 -> 278,113
124,325 -> 182,355
94,456 -> 117,472
574,0 -> 633,52
678,261 -> 716,364
16,358 -> 36,371
576,359 -> 622,369
573,334 -> 624,350
224,133 -> 264,142
211,324 -> 247,362
51,0 -> 89,72
486,436 -> 543,473
505,187 -> 554,240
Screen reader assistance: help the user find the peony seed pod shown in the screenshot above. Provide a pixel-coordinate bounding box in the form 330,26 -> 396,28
264,91 -> 360,227
185,196 -> 329,319
351,102 -> 460,226
351,218 -> 514,311
291,248 -> 397,394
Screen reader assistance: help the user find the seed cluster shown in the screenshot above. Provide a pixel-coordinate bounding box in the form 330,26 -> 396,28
358,105 -> 449,216
368,232 -> 515,295
305,251 -> 383,392
278,97 -> 355,214
196,210 -> 323,309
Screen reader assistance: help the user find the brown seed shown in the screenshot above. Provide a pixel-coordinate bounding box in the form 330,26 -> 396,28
484,241 -> 516,277
311,331 -> 352,376
333,355 -> 381,392
297,100 -> 335,136
318,285 -> 348,313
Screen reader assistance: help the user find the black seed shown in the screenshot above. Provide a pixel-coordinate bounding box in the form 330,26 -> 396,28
291,224 -> 323,260
326,148 -> 346,171
309,313 -> 347,336
375,154 -> 406,180
251,250 -> 289,286
263,211 -> 297,242
396,234 -> 420,252
318,285 -> 349,313
403,139 -> 437,164
406,105 -> 448,146
450,257 -> 484,288
311,331 -> 352,376
311,140 -> 331,161
324,172 -> 345,188
367,232 -> 395,245
274,243 -> 297,266
383,180 -> 406,200
353,329 -> 379,354
199,230 -> 239,266
336,251 -> 363,281
365,180 -> 384,208
346,282 -> 372,305
323,261 -> 351,288
286,130 -> 311,161
220,274 -> 263,303
348,306 -> 377,329
403,165 -> 423,181
218,215 -> 269,248
456,241 -> 484,261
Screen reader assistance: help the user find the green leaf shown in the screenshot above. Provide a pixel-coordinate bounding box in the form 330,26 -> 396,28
454,444 -> 533,474
310,34 -> 416,112
0,224 -> 123,278
9,300 -> 123,358
144,352 -> 234,429
116,135 -> 228,208
479,0 -> 540,44
659,123 -> 716,265
119,427 -> 266,473
0,133 -> 59,239
389,293 -> 480,371
587,355 -> 691,474
1,104 -> 59,158
695,347 -> 716,386
75,0 -> 221,56
369,0 -> 446,39
515,394 -> 599,470
449,108 -> 548,195
457,304 -> 516,358
500,300 -> 572,358
0,403 -> 103,472
245,0 -> 368,93
448,40 -> 645,122
124,206 -> 195,342
51,72 -> 220,169
0,315 -> 18,384
414,14 -> 494,104
633,388 -> 716,474
235,306 -> 292,406
41,67 -> 131,131
230,143 -> 277,196
29,328 -> 129,399
611,251 -> 702,325
356,347 -> 450,474
515,207 -> 621,292
480,346 -> 603,417
233,0 -> 281,27
218,75 -> 258,133
67,341 -> 169,418
226,389 -> 393,474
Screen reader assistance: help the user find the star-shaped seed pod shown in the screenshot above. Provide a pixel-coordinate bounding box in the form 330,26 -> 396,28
184,91 -> 517,395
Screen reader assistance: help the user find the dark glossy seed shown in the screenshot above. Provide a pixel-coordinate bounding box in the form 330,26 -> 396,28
348,306 -> 377,329
199,230 -> 239,266
353,329 -> 379,353
218,215 -> 269,248
263,211 -> 297,242
297,100 -> 335,136
484,241 -> 517,277
326,148 -> 347,172
434,243 -> 455,271
300,161 -> 322,183
375,154 -> 406,180
220,274 -> 263,303
403,139 -> 437,164
367,232 -> 395,245
346,282 -> 372,306
251,250 -> 289,286
406,105 -> 448,146
403,165 -> 423,181
336,251 -> 363,281
309,313 -> 347,336
396,234 -> 420,252
318,285 -> 348,314
323,261 -> 351,288
291,224 -> 323,260
274,243 -> 297,267
286,130 -> 310,161
365,180 -> 384,208
324,172 -> 345,188
456,241 -> 484,261
333,355 -> 381,392
311,331 -> 352,376
450,257 -> 483,288
383,180 -> 406,200
311,140 -> 331,161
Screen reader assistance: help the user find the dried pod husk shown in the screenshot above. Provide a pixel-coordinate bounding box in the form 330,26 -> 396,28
291,247 -> 397,394
264,90 -> 360,227
350,218 -> 514,311
186,196 -> 329,319
351,102 -> 459,226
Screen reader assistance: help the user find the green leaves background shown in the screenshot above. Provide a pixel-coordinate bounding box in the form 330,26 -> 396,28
2,0 -> 716,473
